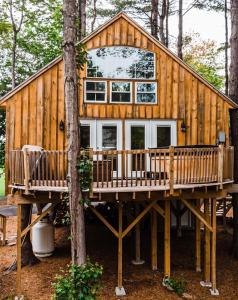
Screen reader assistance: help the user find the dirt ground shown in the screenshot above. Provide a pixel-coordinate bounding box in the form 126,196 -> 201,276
1,214 -> 238,300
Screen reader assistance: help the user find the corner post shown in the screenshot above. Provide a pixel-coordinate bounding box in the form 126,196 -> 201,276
16,204 -> 22,296
195,199 -> 201,272
23,148 -> 30,195
164,199 -> 171,278
210,198 -> 219,295
169,146 -> 174,195
116,201 -> 126,296
218,144 -> 224,189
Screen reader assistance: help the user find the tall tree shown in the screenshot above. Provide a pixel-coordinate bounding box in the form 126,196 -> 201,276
224,0 -> 229,95
151,0 -> 158,39
78,0 -> 86,40
7,0 -> 25,88
177,0 -> 183,59
63,0 -> 86,264
229,0 -> 238,258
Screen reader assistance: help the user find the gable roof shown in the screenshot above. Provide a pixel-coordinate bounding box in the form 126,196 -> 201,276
0,11 -> 237,108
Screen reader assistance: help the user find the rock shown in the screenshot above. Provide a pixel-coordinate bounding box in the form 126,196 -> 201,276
182,292 -> 195,299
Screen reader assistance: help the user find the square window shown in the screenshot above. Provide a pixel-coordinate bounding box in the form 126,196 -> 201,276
111,82 -> 131,103
136,82 -> 157,104
85,81 -> 106,102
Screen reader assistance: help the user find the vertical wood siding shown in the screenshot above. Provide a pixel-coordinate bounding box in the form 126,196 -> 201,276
4,16 -> 233,190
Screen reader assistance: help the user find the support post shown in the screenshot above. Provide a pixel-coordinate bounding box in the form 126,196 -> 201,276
151,209 -> 158,270
218,145 -> 224,189
132,204 -> 144,265
195,199 -> 201,272
164,199 -> 171,278
115,201 -> 126,296
16,204 -> 22,296
23,149 -> 30,195
210,198 -> 219,295
201,199 -> 212,287
169,146 -> 174,195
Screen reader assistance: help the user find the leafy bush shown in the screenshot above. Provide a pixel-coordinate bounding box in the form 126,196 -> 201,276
163,276 -> 187,297
52,260 -> 103,300
77,154 -> 93,192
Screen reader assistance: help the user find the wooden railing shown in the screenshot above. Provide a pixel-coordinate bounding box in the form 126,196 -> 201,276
9,146 -> 234,193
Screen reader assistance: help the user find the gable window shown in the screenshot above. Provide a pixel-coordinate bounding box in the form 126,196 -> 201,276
135,82 -> 157,104
110,82 -> 132,103
87,47 -> 155,79
84,80 -> 107,102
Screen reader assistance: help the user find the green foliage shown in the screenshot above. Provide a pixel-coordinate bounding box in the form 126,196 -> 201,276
163,276 -> 187,297
52,260 -> 103,300
77,154 -> 93,193
0,110 -> 6,168
183,33 -> 225,90
54,195 -> 71,226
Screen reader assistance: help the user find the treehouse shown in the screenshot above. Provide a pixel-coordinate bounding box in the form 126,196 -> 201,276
0,12 -> 237,296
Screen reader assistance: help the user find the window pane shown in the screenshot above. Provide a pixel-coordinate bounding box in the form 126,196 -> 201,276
87,47 -> 155,79
86,81 -> 105,91
102,126 -> 117,150
137,93 -> 156,103
80,125 -> 90,148
137,83 -> 156,92
96,93 -> 105,101
112,82 -> 130,92
131,126 -> 145,150
157,127 -> 171,147
86,93 -> 95,101
111,92 -> 131,103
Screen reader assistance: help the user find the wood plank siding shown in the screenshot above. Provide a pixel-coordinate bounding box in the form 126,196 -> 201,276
1,13 -> 235,191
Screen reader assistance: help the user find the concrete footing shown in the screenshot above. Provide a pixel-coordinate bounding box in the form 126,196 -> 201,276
115,286 -> 126,296
210,288 -> 219,296
200,281 -> 212,288
131,259 -> 145,265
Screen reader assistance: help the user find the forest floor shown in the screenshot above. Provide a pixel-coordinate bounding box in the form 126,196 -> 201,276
1,214 -> 238,300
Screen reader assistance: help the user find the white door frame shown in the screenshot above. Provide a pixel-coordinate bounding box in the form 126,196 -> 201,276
150,120 -> 177,147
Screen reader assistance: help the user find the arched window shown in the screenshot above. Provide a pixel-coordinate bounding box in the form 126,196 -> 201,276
87,46 -> 155,79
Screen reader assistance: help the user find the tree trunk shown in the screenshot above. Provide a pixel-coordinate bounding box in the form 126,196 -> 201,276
229,0 -> 238,258
79,0 -> 86,40
151,0 -> 158,39
91,0 -> 97,32
165,0 -> 169,47
225,0 -> 229,95
63,0 -> 86,265
177,0 -> 183,59
158,0 -> 167,45
11,31 -> 17,88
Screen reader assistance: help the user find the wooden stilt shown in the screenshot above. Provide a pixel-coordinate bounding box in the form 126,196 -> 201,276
176,200 -> 182,237
195,199 -> 201,272
203,199 -> 211,285
210,198 -> 219,295
223,199 -> 227,230
16,204 -> 22,296
132,204 -> 144,265
151,209 -> 158,270
164,199 -> 171,278
116,201 -> 126,296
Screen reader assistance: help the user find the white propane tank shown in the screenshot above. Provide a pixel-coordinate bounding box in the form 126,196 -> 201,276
32,217 -> 55,257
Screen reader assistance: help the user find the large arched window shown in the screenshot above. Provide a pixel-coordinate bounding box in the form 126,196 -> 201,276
87,47 -> 155,79
84,46 -> 157,104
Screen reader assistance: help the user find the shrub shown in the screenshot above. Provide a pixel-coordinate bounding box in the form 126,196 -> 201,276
163,276 -> 187,297
52,260 -> 103,300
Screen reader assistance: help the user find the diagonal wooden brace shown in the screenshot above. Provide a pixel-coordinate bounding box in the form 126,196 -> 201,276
181,198 -> 213,232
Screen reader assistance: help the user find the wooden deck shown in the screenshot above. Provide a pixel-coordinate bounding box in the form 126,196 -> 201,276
8,145 -> 234,197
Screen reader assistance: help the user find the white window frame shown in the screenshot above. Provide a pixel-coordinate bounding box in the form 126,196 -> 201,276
86,46 -> 156,80
110,81 -> 132,104
84,80 -> 107,103
135,82 -> 158,104
150,120 -> 177,147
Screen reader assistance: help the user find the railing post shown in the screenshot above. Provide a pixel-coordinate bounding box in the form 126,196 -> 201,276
218,145 -> 224,189
88,148 -> 94,197
23,148 -> 30,195
169,146 -> 174,195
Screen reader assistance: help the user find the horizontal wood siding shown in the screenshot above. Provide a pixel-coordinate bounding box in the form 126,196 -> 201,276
4,16 -> 232,190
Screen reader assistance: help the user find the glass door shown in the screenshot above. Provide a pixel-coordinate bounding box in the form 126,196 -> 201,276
150,121 -> 177,148
125,121 -> 150,177
97,120 -> 122,178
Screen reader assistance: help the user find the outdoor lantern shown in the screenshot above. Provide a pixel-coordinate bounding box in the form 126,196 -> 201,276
59,120 -> 65,131
181,120 -> 186,132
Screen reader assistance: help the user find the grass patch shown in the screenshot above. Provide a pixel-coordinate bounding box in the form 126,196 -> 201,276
0,168 -> 5,196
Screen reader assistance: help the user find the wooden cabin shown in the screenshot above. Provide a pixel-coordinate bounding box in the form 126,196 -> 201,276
0,12 -> 237,296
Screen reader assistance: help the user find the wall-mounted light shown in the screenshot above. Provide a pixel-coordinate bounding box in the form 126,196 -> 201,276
59,120 -> 65,131
181,120 -> 186,133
